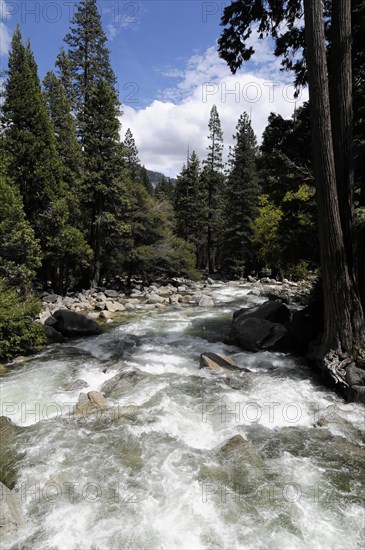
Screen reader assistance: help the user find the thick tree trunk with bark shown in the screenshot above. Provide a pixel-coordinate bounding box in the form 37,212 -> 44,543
303,0 -> 364,360
330,0 -> 355,274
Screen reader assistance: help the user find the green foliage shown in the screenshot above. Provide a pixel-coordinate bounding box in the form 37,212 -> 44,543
174,151 -> 202,248
252,194 -> 283,269
1,28 -> 84,291
200,105 -> 225,272
0,280 -> 46,361
286,260 -> 310,281
222,112 -> 260,275
0,152 -> 42,289
117,181 -> 198,281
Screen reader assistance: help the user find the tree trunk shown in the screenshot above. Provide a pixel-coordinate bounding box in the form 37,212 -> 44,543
330,0 -> 355,274
303,0 -> 364,355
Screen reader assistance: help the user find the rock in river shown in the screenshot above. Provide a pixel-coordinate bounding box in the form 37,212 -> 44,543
52,310 -> 102,337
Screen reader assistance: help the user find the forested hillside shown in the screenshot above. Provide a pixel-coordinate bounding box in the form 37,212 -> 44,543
0,0 -> 364,366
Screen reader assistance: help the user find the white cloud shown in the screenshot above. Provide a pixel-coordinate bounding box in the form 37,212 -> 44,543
121,43 -> 308,178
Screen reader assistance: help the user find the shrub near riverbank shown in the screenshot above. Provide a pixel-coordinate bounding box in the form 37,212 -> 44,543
0,280 -> 46,361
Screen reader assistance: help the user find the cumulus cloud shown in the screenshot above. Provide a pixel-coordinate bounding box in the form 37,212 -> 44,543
121,41 -> 308,178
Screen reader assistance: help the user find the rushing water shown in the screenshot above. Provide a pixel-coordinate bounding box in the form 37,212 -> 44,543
1,284 -> 364,550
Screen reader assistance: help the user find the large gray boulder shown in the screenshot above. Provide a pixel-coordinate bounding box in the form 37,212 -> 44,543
233,301 -> 291,325
233,317 -> 287,352
52,310 -> 102,337
0,482 -> 25,536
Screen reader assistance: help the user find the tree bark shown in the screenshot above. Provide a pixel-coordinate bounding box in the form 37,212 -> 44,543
303,0 -> 364,354
330,0 -> 355,274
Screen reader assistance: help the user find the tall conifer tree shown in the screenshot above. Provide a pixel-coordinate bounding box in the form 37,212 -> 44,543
223,112 -> 259,276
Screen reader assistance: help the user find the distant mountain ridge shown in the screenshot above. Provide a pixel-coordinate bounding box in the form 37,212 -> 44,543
147,169 -> 177,186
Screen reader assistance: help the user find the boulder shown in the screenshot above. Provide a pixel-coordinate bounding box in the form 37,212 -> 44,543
44,315 -> 57,326
101,371 -> 141,398
233,317 -> 287,352
52,310 -> 102,337
42,293 -> 61,304
99,310 -> 114,320
0,417 -> 19,439
247,288 -> 260,296
62,297 -> 76,309
105,301 -> 125,313
78,301 -> 95,312
42,324 -> 65,343
87,312 -> 100,320
0,482 -> 25,536
345,364 -> 365,387
147,293 -> 164,304
64,379 -> 88,391
104,290 -> 118,298
218,434 -> 247,455
198,295 -> 214,307
169,294 -> 181,304
200,353 -> 248,374
233,301 -> 291,325
180,295 -> 193,304
73,391 -> 109,415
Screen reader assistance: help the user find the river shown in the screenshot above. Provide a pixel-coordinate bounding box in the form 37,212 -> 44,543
1,283 -> 364,549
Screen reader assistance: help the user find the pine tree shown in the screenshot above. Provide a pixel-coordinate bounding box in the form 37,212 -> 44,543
43,70 -> 83,218
83,79 -> 129,286
201,105 -> 225,273
63,0 -> 128,286
64,0 -> 116,139
174,151 -> 201,248
0,27 -> 70,290
140,166 -> 154,195
55,47 -> 75,108
123,128 -> 140,180
223,112 -> 260,276
0,147 -> 42,291
155,175 -> 174,201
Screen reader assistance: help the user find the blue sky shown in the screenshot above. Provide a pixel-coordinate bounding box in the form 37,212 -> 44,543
1,0 -> 307,176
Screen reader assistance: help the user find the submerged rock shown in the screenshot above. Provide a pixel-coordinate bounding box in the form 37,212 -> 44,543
0,482 -> 25,536
219,434 -> 248,455
64,379 -> 89,391
200,353 -> 248,374
73,391 -> 109,415
198,295 -> 214,307
101,371 -> 142,398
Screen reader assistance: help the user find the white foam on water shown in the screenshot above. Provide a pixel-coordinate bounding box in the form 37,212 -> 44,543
2,284 -> 364,550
